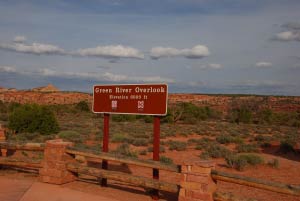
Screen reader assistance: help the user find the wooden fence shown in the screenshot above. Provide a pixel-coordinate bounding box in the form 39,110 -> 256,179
0,140 -> 299,201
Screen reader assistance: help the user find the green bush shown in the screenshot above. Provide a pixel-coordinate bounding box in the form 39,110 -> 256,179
111,133 -> 128,143
0,100 -> 8,113
236,144 -> 259,153
112,143 -> 137,158
257,109 -> 274,124
160,156 -> 173,165
112,114 -> 136,122
8,102 -> 21,112
228,106 -> 252,124
58,130 -> 83,143
143,115 -> 153,123
216,135 -> 233,144
225,154 -> 264,171
8,104 -> 59,135
75,101 -> 90,112
130,138 -> 148,146
202,144 -> 233,159
169,103 -> 217,124
167,140 -> 187,151
279,141 -> 295,154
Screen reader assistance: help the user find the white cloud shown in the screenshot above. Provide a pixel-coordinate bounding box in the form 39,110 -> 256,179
282,22 -> 300,30
76,45 -> 144,59
0,42 -> 66,55
0,66 -> 16,73
150,45 -> 210,59
196,63 -> 222,70
7,67 -> 174,83
13,36 -> 26,43
1,37 -> 144,60
207,63 -> 222,69
274,31 -> 300,41
274,22 -> 300,42
255,62 -> 272,68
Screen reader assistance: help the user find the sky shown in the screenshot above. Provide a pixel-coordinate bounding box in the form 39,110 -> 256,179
0,0 -> 300,95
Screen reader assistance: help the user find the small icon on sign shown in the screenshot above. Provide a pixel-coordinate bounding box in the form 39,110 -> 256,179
138,101 -> 144,111
112,100 -> 117,111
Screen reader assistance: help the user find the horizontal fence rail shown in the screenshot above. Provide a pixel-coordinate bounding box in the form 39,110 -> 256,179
67,162 -> 179,193
0,157 -> 42,170
66,148 -> 181,173
0,142 -> 45,151
211,170 -> 300,196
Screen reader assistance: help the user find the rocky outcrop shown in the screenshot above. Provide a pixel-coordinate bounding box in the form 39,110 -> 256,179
0,91 -> 91,105
0,87 -> 299,113
32,84 -> 59,92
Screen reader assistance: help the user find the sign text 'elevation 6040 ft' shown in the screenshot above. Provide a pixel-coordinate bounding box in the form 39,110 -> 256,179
93,84 -> 168,115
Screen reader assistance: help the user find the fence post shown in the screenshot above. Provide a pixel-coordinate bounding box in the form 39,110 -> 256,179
39,139 -> 76,184
179,160 -> 216,201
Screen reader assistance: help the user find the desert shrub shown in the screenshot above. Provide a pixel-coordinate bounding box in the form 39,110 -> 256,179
216,134 -> 244,145
195,138 -> 215,150
257,109 -> 274,124
167,140 -> 187,151
8,102 -> 21,112
233,155 -> 248,171
254,135 -> 272,142
216,135 -> 233,144
160,156 -> 173,165
187,138 -> 200,145
171,102 -> 217,124
267,158 -> 279,169
273,112 -> 300,127
199,152 -> 211,160
73,143 -> 102,154
8,104 -> 59,135
58,130 -> 83,143
242,154 -> 264,165
228,106 -> 252,124
94,131 -> 103,141
143,115 -> 153,123
279,141 -> 295,154
112,114 -> 136,122
75,101 -> 90,112
283,130 -> 298,146
236,144 -> 259,153
130,138 -> 148,146
0,100 -> 8,113
147,146 -> 166,153
111,133 -> 128,143
7,132 -> 39,142
131,132 -> 149,139
201,144 -> 233,159
225,154 -> 264,171
0,113 -> 8,121
224,153 -> 236,168
112,143 -> 137,158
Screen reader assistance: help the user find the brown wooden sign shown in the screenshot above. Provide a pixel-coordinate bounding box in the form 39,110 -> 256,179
93,84 -> 168,115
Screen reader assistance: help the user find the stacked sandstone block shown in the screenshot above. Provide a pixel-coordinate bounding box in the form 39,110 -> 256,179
179,160 -> 216,201
39,139 -> 76,184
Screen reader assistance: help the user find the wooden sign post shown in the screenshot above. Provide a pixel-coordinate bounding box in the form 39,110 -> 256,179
93,84 -> 168,199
